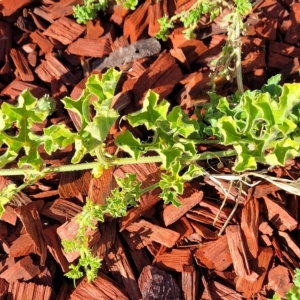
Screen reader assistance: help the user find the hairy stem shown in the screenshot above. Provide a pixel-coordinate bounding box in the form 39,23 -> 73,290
0,149 -> 237,177
233,11 -> 244,94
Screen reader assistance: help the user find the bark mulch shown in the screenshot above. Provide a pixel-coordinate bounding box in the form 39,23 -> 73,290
1,0 -> 300,299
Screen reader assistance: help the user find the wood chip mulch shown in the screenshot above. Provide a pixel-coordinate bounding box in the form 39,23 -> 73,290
1,0 -> 300,299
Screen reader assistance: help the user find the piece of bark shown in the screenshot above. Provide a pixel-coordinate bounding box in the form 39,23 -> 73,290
154,249 -> 193,272
58,169 -> 91,201
170,48 -> 192,72
138,265 -> 181,300
27,10 -> 49,31
1,0 -> 34,16
105,234 -> 141,300
255,18 -> 278,41
32,265 -> 53,289
242,50 -> 266,73
226,225 -> 257,280
125,218 -> 180,248
194,235 -> 232,271
236,247 -> 273,298
30,30 -> 54,54
41,198 -> 82,223
277,231 -> 300,260
148,0 -> 167,37
190,221 -> 218,240
67,38 -> 111,58
0,21 -> 12,62
8,233 -> 35,258
111,90 -> 132,111
55,281 -> 69,300
172,216 -> 194,240
15,203 -> 47,266
35,60 -> 55,83
96,221 -> 117,259
285,3 -> 300,44
32,6 -> 54,23
181,265 -> 198,300
7,281 -> 52,300
269,41 -> 300,58
46,0 -> 83,19
186,211 -> 223,230
41,53 -> 78,85
279,57 -> 300,85
199,198 -> 234,223
241,197 -> 259,259
178,39 -> 208,65
121,230 -> 147,251
162,189 -> 203,226
0,257 -> 16,274
257,0 -> 288,21
282,249 -> 300,270
43,17 -> 85,45
258,216 -> 273,236
259,234 -> 272,247
262,196 -> 298,231
42,225 -> 70,272
88,166 -> 116,206
203,176 -> 247,205
27,51 -> 38,67
123,0 -> 150,43
86,18 -> 104,39
0,177 -> 31,211
286,193 -> 299,222
92,37 -> 161,70
0,278 -> 8,299
0,256 -> 40,283
253,181 -> 281,198
267,52 -> 292,69
110,3 -> 130,26
1,205 -> 18,225
3,77 -> 42,97
267,265 -> 293,297
127,247 -> 152,274
133,51 -> 182,106
201,280 -> 243,300
70,271 -> 129,300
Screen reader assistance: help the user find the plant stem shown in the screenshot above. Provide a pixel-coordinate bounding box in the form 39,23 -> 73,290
0,156 -> 163,176
233,11 -> 244,94
0,150 -> 237,177
178,138 -> 223,144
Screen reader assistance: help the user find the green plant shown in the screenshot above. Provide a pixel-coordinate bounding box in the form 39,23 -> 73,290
2,68 -> 300,281
73,0 -> 138,24
155,0 -> 252,93
272,268 -> 300,300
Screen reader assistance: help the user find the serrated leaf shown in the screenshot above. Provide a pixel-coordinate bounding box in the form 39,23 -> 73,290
86,68 -> 122,101
265,138 -> 300,166
43,124 -> 76,154
127,90 -> 170,129
0,90 -> 55,169
62,93 -> 92,127
86,108 -> 119,143
159,148 -> 182,169
262,74 -> 282,97
166,106 -> 200,138
182,164 -> 205,181
233,144 -> 258,171
274,84 -> 300,123
115,130 -> 144,160
217,116 -> 241,145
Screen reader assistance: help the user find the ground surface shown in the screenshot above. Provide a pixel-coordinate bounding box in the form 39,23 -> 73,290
0,0 -> 300,299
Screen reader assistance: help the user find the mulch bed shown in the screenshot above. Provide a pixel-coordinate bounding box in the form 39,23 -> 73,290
1,0 -> 300,299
